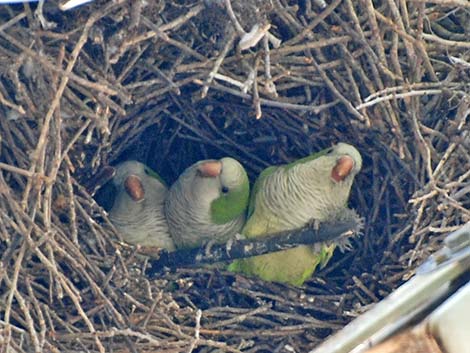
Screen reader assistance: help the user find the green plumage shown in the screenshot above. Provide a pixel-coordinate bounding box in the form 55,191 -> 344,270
229,143 -> 362,286
211,178 -> 250,224
143,165 -> 168,187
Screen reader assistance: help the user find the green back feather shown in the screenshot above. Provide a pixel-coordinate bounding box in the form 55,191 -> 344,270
248,147 -> 332,217
211,178 -> 250,224
284,146 -> 332,171
144,165 -> 167,187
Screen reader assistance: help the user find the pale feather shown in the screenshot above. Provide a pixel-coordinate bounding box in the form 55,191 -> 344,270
109,161 -> 175,250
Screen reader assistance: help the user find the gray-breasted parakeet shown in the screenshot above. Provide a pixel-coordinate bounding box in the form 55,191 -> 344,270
108,160 -> 175,250
165,157 -> 250,249
228,143 -> 362,286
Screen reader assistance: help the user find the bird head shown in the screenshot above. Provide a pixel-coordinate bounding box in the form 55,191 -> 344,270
189,157 -> 250,224
112,161 -> 167,203
329,143 -> 362,183
112,161 -> 149,203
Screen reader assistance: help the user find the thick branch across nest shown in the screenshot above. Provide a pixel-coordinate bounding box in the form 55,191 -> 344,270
146,208 -> 362,275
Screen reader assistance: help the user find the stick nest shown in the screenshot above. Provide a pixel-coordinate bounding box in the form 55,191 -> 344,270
1,0 -> 469,352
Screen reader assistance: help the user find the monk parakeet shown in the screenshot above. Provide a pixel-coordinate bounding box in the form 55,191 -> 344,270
165,157 -> 250,249
108,160 -> 175,251
228,143 -> 362,286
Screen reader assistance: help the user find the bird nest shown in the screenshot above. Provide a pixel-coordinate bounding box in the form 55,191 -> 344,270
1,0 -> 470,352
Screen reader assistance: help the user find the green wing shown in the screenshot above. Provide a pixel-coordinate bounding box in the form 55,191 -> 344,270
144,165 -> 168,187
284,146 -> 331,171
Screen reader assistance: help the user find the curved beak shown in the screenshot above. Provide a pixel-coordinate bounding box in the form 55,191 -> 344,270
197,161 -> 222,178
124,175 -> 145,202
331,155 -> 354,182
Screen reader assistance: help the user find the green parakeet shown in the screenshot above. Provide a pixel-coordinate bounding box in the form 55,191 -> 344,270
165,157 -> 250,249
228,143 -> 362,286
108,160 -> 175,250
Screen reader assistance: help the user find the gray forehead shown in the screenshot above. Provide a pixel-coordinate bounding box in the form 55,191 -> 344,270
113,161 -> 145,184
220,158 -> 244,187
333,143 -> 362,169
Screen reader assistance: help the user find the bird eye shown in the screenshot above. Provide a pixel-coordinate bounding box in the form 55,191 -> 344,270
144,167 -> 150,175
221,186 -> 230,194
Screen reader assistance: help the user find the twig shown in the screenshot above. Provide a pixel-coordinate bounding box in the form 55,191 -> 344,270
408,0 -> 470,6
309,57 -> 366,121
422,32 -> 470,48
193,79 -> 340,113
223,0 -> 245,35
201,29 -> 236,98
252,55 -> 262,119
263,35 -> 277,97
356,89 -> 445,109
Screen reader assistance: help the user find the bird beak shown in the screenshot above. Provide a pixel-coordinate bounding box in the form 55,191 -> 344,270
124,175 -> 145,202
197,161 -> 222,178
331,155 -> 354,182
